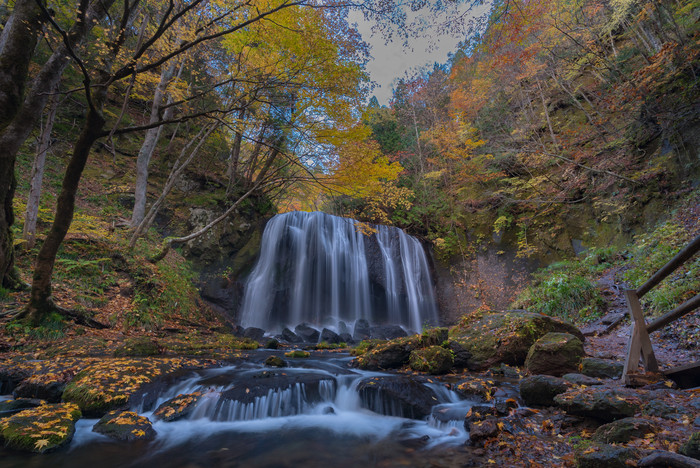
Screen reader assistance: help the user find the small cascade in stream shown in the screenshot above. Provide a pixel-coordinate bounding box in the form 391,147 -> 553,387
239,211 -> 438,333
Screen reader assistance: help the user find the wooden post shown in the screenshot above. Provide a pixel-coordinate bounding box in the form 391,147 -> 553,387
623,289 -> 659,383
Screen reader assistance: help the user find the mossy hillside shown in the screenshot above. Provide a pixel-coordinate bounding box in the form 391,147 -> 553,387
0,403 -> 82,453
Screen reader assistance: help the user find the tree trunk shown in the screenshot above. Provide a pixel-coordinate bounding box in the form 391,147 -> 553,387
226,107 -> 246,195
536,77 -> 558,149
130,59 -> 180,227
23,88 -> 60,249
24,106 -> 106,323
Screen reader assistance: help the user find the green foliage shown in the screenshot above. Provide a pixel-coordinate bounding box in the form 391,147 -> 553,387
350,339 -> 384,356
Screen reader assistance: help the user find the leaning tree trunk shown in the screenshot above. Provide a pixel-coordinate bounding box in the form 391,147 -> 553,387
24,105 -> 106,324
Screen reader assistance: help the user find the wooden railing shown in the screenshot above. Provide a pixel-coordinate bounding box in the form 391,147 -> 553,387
623,234 -> 700,385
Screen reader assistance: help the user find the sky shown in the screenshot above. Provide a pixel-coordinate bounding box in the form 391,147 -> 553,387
349,2 -> 492,105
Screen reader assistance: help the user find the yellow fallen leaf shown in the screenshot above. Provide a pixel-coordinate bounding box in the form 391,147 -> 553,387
34,439 -> 50,450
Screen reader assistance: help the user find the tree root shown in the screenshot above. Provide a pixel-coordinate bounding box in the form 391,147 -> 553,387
19,297 -> 109,329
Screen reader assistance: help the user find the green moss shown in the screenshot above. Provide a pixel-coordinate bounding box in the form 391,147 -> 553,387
409,346 -> 454,374
0,403 -> 82,453
113,337 -> 161,357
350,339 -> 384,356
284,350 -> 310,358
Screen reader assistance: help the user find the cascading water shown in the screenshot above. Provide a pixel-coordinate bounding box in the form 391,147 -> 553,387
239,211 -> 438,333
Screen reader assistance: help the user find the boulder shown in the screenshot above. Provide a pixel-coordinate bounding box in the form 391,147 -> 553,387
575,443 -> 639,468
264,339 -> 279,349
352,336 -> 419,370
519,375 -> 569,407
370,325 -> 407,340
554,388 -> 643,422
357,376 -> 439,419
0,398 -> 45,419
643,400 -> 680,419
339,333 -> 354,344
446,341 -> 473,369
281,328 -> 303,343
420,327 -> 449,347
264,356 -> 287,368
153,392 -> 204,422
337,321 -> 349,335
409,346 -> 454,374
581,358 -> 624,379
593,417 -> 658,443
243,327 -> 266,342
563,373 -> 602,386
294,323 -> 320,343
449,310 -> 583,371
320,328 -> 341,344
353,319 -> 371,341
13,371 -> 74,403
454,378 -> 496,402
0,403 -> 81,453
93,410 -> 156,441
468,419 -> 501,444
524,333 -> 584,376
680,432 -> 700,460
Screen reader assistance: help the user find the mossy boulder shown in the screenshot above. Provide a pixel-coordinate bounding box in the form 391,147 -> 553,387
592,417 -> 657,443
153,392 -> 203,422
554,388 -> 643,422
13,371 -> 75,403
0,403 -> 81,453
524,332 -> 584,377
0,398 -> 46,419
680,432 -> 700,460
519,375 -> 569,407
449,310 -> 583,370
264,355 -> 287,367
352,336 -> 419,370
409,346 -> 454,374
93,410 -> 156,441
575,443 -> 639,468
284,350 -> 310,358
581,358 -> 624,379
454,377 -> 496,402
419,328 -> 449,347
113,337 -> 162,357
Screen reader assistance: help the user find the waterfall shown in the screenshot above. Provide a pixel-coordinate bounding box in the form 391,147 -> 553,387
239,211 -> 438,333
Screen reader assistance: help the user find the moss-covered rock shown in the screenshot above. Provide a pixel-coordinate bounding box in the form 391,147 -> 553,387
13,371 -> 75,403
519,375 -> 569,407
581,358 -> 624,379
93,410 -> 156,441
575,443 -> 639,468
62,357 -> 214,417
454,377 -> 496,402
554,388 -> 643,422
524,332 -> 584,376
284,350 -> 310,358
419,328 -> 449,347
449,310 -> 583,370
0,403 -> 81,453
680,432 -> 700,460
153,392 -> 203,422
264,355 -> 287,367
592,417 -> 657,443
0,398 -> 46,419
352,336 -> 420,370
409,346 -> 454,374
113,337 -> 162,357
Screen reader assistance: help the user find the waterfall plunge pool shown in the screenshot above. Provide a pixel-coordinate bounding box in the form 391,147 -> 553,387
0,350 -> 488,468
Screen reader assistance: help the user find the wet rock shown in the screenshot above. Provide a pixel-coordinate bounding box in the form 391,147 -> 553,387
113,337 -> 162,357
488,363 -> 522,379
370,325 -> 407,340
409,346 -> 454,374
294,323 -> 320,343
0,398 -> 45,418
593,417 -> 658,443
575,443 -> 639,468
357,376 -> 439,419
446,341 -> 473,369
0,366 -> 32,394
468,419 -> 500,444
0,403 -> 81,453
243,327 -> 265,342
353,319 -> 371,341
449,310 -> 584,371
337,321 -> 349,335
639,451 -> 700,467
220,371 -> 334,404
494,398 -> 519,415
524,332 -> 584,377
464,404 -> 498,426
519,375 -> 569,407
352,336 -> 419,370
419,328 -> 449,347
563,373 -> 602,386
581,358 -> 623,379
153,392 -> 204,421
680,432 -> 700,460
320,328 -> 341,344
554,388 -> 643,422
281,328 -> 303,343
264,356 -> 286,368
454,378 -> 496,402
643,400 -> 680,419
339,333 -> 354,344
93,410 -> 156,441
13,371 -> 75,403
